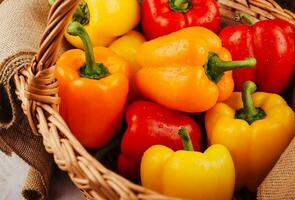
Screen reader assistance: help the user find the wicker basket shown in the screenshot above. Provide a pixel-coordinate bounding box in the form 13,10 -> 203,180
218,0 -> 295,25
13,0 -> 295,199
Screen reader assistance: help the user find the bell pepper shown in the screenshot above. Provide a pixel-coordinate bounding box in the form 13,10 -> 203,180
109,31 -> 146,100
219,14 -> 295,93
117,100 -> 201,179
141,0 -> 220,40
205,81 -> 295,190
136,27 -> 256,113
141,127 -> 235,200
55,22 -> 130,149
52,0 -> 140,49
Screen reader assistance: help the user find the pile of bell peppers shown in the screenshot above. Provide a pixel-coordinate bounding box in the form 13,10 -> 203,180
53,0 -> 295,199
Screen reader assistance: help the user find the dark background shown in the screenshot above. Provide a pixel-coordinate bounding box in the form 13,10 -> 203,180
276,0 -> 295,11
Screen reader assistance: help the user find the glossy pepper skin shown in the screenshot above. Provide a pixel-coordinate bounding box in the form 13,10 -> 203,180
118,101 -> 201,179
141,128 -> 235,200
55,22 -> 130,149
109,31 -> 146,100
63,0 -> 140,49
141,0 -> 220,40
136,27 -> 256,113
219,16 -> 295,93
205,81 -> 295,190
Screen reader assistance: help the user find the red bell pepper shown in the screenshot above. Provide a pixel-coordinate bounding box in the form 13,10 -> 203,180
219,15 -> 295,93
117,101 -> 202,179
141,0 -> 220,40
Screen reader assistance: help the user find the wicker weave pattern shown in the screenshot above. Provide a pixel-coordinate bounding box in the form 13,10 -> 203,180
13,0 -> 295,199
218,0 -> 295,25
13,0 -> 176,199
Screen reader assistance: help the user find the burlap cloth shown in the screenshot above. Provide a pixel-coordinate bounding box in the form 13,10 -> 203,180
0,0 -> 294,200
257,83 -> 295,200
0,1 -> 52,199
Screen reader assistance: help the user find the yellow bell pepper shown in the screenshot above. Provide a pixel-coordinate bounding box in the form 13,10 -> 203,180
205,81 -> 295,190
109,31 -> 146,100
141,127 -> 235,200
109,31 -> 145,74
63,0 -> 140,48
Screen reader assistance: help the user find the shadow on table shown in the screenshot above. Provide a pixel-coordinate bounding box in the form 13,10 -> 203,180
48,165 -> 82,200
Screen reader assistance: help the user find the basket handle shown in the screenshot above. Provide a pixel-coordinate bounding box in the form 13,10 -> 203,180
31,0 -> 80,74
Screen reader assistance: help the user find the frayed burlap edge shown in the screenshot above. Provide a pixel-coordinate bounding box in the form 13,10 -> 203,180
0,51 -> 34,129
257,137 -> 295,200
0,51 -> 52,200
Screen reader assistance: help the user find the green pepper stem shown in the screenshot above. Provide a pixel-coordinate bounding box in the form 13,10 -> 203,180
49,0 -> 89,25
48,0 -> 55,6
235,81 -> 266,124
68,22 -> 95,72
205,53 -> 256,83
67,22 -> 109,79
242,81 -> 258,117
178,127 -> 194,151
237,13 -> 255,26
169,0 -> 192,13
210,57 -> 256,70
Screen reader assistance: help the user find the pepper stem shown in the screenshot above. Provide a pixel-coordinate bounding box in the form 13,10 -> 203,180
237,13 -> 255,26
67,22 -> 109,79
169,0 -> 192,13
49,0 -> 89,25
205,53 -> 256,83
178,127 -> 194,151
235,81 -> 266,124
48,0 -> 55,5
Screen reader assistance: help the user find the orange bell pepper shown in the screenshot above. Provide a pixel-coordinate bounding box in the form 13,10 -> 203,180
136,27 -> 256,112
55,22 -> 130,149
